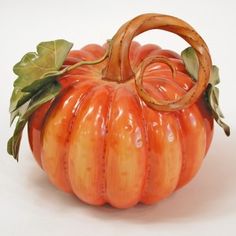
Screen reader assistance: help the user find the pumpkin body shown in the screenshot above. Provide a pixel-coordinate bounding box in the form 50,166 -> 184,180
28,42 -> 213,208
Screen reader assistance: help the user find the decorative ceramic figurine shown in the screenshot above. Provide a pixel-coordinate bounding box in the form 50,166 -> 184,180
8,13 -> 230,208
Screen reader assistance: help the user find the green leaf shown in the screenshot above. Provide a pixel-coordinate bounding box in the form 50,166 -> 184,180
8,38 -> 110,161
10,39 -> 73,112
10,90 -> 32,114
12,73 -> 61,112
207,85 -> 230,136
13,40 -> 73,80
22,70 -> 63,93
209,87 -> 224,118
181,46 -> 230,136
181,47 -> 199,81
209,65 -> 220,85
7,82 -> 61,160
10,102 -> 29,125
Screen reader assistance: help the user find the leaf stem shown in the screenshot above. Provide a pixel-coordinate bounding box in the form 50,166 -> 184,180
60,41 -> 111,75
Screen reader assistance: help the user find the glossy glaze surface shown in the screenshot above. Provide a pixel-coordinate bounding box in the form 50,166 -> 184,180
28,43 -> 214,208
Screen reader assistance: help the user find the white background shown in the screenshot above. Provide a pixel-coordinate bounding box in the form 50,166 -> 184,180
1,0 -> 236,235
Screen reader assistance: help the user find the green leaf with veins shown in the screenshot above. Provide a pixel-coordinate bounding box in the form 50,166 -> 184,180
8,82 -> 61,160
10,39 -> 73,112
181,47 -> 199,81
8,39 -> 110,160
8,39 -> 73,160
181,47 -> 230,136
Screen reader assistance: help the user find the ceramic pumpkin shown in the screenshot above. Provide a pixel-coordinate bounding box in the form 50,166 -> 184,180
8,13 -> 230,208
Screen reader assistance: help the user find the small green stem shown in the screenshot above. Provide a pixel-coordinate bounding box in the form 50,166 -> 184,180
60,40 -> 111,75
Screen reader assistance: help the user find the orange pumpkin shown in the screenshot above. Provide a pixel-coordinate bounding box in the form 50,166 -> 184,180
9,13 -> 229,208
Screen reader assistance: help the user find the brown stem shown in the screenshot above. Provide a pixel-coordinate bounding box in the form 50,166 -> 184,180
102,13 -> 212,111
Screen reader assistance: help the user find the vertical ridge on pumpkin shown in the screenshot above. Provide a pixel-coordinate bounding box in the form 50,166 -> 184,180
41,81 -> 97,192
140,107 -> 182,204
67,85 -> 111,206
139,73 -> 184,203
135,97 -> 150,203
176,105 -> 207,189
104,87 -> 147,208
101,86 -> 116,204
28,101 -> 53,168
141,78 -> 182,204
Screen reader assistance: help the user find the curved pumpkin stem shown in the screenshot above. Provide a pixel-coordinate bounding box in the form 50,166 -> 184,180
103,13 -> 212,111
